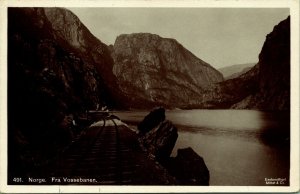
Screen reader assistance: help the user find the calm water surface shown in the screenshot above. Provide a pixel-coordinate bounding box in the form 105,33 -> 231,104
114,109 -> 290,186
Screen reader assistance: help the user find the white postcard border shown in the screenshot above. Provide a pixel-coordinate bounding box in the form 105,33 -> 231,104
0,0 -> 299,193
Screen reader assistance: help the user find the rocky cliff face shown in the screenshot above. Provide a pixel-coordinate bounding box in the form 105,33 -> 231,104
257,16 -> 290,110
232,16 -> 290,110
42,8 -> 118,93
111,33 -> 224,108
195,64 -> 259,109
8,8 -> 118,177
200,16 -> 290,110
111,16 -> 290,110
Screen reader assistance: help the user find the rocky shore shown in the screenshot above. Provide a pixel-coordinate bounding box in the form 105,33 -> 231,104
137,107 -> 210,185
9,108 -> 209,185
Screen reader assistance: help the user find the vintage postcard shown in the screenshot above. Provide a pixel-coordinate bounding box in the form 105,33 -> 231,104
0,0 -> 299,193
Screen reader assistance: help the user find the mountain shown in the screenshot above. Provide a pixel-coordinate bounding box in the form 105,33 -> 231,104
218,63 -> 256,80
232,16 -> 290,110
8,7 -> 119,177
111,33 -> 224,108
201,16 -> 290,110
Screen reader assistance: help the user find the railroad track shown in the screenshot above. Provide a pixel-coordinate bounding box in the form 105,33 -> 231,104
53,116 -> 139,185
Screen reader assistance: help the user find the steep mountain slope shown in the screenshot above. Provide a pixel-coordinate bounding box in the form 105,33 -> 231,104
8,8 -> 119,178
232,16 -> 290,110
218,63 -> 256,80
201,16 -> 290,110
111,33 -> 224,108
196,64 -> 259,109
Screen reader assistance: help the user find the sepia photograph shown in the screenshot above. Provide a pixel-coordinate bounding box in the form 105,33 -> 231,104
0,0 -> 299,193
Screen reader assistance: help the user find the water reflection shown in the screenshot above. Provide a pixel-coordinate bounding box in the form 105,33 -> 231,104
167,110 -> 271,130
114,109 -> 290,186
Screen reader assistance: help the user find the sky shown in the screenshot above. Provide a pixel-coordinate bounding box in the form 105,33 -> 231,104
68,8 -> 289,69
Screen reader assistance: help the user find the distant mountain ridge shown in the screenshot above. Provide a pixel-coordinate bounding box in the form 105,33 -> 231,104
218,63 -> 256,80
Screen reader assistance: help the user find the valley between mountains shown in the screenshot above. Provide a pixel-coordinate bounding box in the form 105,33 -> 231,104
7,7 -> 290,186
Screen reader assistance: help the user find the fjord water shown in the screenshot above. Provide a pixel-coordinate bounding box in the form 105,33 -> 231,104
114,109 -> 290,186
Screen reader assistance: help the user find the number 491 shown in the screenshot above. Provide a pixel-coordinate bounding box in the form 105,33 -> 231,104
13,177 -> 22,182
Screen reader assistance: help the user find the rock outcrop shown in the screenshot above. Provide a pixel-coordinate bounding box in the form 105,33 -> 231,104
138,108 -> 209,185
138,108 -> 177,162
138,107 -> 165,134
8,8 -> 119,178
168,148 -> 210,185
139,120 -> 178,162
111,33 -> 224,109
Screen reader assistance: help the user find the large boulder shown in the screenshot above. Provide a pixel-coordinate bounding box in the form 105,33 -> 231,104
168,147 -> 210,185
138,107 -> 177,161
138,109 -> 210,185
139,120 -> 178,162
137,107 -> 165,134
